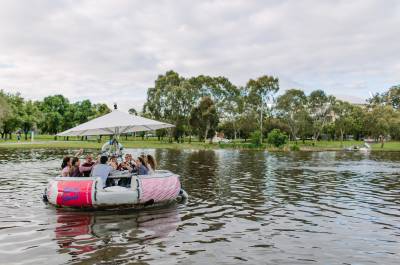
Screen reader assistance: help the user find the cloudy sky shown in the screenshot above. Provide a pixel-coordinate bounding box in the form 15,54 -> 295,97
0,0 -> 399,111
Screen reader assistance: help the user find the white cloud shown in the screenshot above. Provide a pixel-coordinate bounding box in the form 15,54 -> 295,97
0,0 -> 399,110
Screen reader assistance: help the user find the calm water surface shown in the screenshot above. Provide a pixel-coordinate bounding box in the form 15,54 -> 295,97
0,149 -> 399,264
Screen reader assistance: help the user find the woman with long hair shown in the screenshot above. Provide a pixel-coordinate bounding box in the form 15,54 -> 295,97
70,157 -> 83,177
136,156 -> 149,175
146,154 -> 156,174
61,156 -> 72,177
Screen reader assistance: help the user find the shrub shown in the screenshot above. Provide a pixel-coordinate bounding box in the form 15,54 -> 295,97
267,129 -> 288,148
290,144 -> 300,151
250,130 -> 262,147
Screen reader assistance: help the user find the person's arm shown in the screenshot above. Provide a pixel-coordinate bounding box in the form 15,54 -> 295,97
74,149 -> 84,157
79,164 -> 93,173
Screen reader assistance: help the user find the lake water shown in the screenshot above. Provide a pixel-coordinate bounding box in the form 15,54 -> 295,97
0,149 -> 399,264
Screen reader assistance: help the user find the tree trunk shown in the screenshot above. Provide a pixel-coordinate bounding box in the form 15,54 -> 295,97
204,123 -> 210,143
340,129 -> 344,147
380,135 -> 384,148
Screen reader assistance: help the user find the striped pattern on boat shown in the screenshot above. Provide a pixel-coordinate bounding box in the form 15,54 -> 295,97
139,174 -> 181,203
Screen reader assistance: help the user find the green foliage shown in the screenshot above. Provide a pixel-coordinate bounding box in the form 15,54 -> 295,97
190,97 -> 219,142
267,129 -> 288,148
290,144 -> 300,151
0,93 -> 11,128
250,130 -> 262,146
276,89 -> 308,140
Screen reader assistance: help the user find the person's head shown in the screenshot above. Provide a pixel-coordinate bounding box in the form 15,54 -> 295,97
100,155 -> 108,164
140,154 -> 148,164
61,156 -> 71,169
85,154 -> 93,163
110,156 -> 117,163
72,157 -> 80,167
137,157 -> 147,168
124,154 -> 131,162
147,154 -> 156,170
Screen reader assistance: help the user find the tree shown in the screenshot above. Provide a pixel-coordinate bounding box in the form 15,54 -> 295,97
190,97 -> 219,142
73,100 -> 94,125
276,89 -> 308,142
92,103 -> 111,118
39,95 -> 70,134
364,105 -> 398,148
0,94 -> 11,136
21,100 -> 41,140
307,90 -> 335,144
246,75 -> 279,143
368,85 -> 400,110
1,92 -> 24,139
332,100 -> 354,146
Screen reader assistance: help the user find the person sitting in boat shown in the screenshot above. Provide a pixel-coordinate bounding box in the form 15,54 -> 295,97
118,153 -> 136,172
70,156 -> 94,177
61,156 -> 72,177
108,155 -> 119,170
146,154 -> 156,174
91,155 -> 113,187
136,156 -> 149,175
80,154 -> 95,177
60,149 -> 84,177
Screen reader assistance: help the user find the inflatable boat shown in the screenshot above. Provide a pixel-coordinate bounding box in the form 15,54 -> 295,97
44,170 -> 188,209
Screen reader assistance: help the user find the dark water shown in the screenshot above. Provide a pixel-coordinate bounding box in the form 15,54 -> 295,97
0,149 -> 399,265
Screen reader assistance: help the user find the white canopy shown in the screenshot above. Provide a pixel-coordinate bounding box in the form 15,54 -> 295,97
57,110 -> 174,136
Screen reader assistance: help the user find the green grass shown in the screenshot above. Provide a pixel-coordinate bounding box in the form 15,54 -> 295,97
1,134 -> 399,151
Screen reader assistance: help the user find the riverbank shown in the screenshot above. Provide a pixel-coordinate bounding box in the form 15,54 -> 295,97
0,135 -> 399,151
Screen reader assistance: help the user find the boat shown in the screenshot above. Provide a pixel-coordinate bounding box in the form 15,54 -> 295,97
344,142 -> 371,152
44,170 -> 188,209
43,104 -> 188,209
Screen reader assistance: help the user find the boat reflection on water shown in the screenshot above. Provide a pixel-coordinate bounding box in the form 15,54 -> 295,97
55,206 -> 181,258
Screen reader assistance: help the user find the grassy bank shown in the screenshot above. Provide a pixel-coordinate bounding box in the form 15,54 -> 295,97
0,134 -> 399,151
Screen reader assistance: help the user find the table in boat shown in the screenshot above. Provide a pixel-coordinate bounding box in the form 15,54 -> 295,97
108,171 -> 134,179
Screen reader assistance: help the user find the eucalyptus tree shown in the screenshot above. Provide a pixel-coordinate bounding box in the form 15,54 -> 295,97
307,90 -> 335,143
333,100 -> 357,146
143,70 -> 183,121
245,75 -> 279,143
364,105 -> 399,148
143,71 -> 198,141
276,89 -> 308,142
199,76 -> 242,139
190,96 -> 219,142
368,85 -> 400,110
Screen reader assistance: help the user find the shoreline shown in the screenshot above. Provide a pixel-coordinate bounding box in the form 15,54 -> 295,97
0,139 -> 398,152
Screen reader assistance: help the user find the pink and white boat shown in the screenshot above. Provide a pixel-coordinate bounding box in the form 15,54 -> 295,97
44,170 -> 188,209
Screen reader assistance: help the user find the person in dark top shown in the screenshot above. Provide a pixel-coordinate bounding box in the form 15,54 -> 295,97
118,153 -> 136,172
81,154 -> 95,177
70,157 -> 83,177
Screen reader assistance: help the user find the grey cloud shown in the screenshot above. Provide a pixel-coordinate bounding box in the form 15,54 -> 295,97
0,0 -> 399,109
